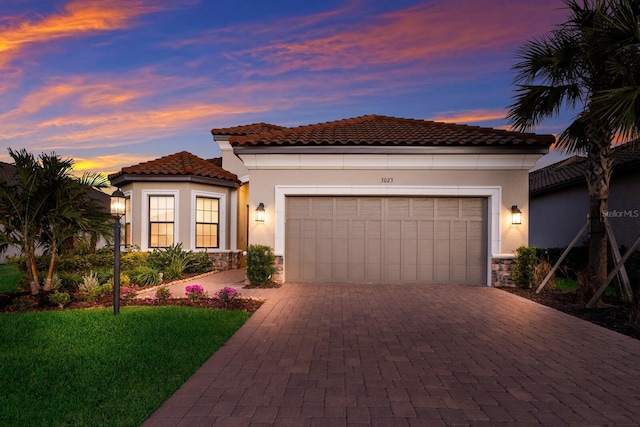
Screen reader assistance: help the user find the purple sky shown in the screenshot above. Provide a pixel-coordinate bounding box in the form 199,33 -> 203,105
0,0 -> 572,176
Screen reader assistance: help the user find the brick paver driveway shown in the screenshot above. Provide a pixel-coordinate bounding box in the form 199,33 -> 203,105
143,283 -> 640,426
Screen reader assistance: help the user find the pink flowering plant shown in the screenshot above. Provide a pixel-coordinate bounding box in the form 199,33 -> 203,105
215,287 -> 241,304
185,284 -> 207,301
155,286 -> 172,301
120,286 -> 138,301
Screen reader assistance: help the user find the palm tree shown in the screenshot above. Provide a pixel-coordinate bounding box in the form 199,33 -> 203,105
507,0 -> 640,302
0,149 -> 112,294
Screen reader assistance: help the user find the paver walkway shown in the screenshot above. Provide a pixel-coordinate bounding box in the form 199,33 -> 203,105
143,277 -> 640,426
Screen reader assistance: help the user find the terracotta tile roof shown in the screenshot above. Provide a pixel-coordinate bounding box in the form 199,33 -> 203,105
0,161 -> 17,185
108,151 -> 238,183
530,143 -> 640,195
211,123 -> 286,136
222,114 -> 555,147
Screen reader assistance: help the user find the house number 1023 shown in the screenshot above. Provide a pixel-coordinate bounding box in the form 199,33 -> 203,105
381,177 -> 393,183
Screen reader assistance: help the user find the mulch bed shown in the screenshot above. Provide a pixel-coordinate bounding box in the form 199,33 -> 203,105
502,287 -> 640,340
0,292 -> 264,313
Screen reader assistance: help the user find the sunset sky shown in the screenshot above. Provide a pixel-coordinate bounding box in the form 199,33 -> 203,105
0,0 -> 573,177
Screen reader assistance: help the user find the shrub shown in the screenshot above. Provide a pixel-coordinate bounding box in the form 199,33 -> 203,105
46,273 -> 63,291
87,283 -> 113,302
10,295 -> 38,311
121,251 -> 150,271
163,257 -> 189,281
512,246 -> 538,289
120,286 -> 138,301
79,271 -> 100,293
56,271 -> 84,290
49,291 -> 71,309
129,266 -> 161,286
186,251 -> 213,274
149,244 -> 190,271
215,287 -> 240,304
85,247 -> 115,269
106,274 -> 131,289
155,286 -> 172,301
246,244 -> 277,286
185,284 -> 207,301
534,260 -> 555,292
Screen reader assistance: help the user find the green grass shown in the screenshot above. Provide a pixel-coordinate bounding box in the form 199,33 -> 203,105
554,277 -> 577,291
554,276 -> 618,296
0,263 -> 22,293
0,306 -> 251,427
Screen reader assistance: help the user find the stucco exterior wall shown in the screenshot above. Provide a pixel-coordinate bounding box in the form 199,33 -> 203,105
530,171 -> 640,248
245,166 -> 531,258
121,181 -> 235,252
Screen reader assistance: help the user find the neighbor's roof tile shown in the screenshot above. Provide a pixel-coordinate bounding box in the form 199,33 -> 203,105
108,151 -> 238,182
530,143 -> 640,194
222,114 -> 555,147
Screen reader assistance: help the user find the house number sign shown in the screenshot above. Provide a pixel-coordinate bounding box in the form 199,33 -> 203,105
381,177 -> 394,183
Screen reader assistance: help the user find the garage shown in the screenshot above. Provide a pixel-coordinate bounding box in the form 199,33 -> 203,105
285,196 -> 487,285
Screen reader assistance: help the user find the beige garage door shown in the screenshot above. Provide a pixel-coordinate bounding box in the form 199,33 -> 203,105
285,197 -> 487,285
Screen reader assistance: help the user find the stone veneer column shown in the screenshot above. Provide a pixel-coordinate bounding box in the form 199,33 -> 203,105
491,255 -> 516,287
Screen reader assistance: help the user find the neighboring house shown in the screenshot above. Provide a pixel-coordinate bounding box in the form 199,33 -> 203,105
0,161 -> 19,263
530,143 -> 640,249
111,114 -> 554,285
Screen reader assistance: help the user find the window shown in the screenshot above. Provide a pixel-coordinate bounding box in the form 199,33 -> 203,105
195,197 -> 219,248
124,197 -> 131,246
149,195 -> 174,248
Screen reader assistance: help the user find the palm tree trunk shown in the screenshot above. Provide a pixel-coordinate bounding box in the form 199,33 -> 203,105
580,142 -> 613,304
44,241 -> 57,292
25,248 -> 40,295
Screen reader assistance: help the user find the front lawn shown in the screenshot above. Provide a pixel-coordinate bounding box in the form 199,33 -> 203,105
0,263 -> 21,293
0,306 -> 251,426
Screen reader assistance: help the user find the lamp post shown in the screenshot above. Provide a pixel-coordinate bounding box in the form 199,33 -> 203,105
110,188 -> 125,315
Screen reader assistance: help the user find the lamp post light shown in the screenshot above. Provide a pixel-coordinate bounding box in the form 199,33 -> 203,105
110,188 -> 126,315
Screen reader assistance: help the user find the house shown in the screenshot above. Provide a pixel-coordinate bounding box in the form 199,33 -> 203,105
111,115 -> 554,285
530,143 -> 640,249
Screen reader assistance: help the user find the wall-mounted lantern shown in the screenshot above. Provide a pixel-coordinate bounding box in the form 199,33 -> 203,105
511,205 -> 522,225
255,203 -> 265,222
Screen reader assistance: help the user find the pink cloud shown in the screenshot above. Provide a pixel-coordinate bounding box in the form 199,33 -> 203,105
224,0 -> 565,75
0,0 -> 174,67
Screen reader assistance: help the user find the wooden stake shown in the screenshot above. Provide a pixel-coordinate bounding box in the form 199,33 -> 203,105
536,223 -> 588,294
586,233 -> 640,308
604,218 -> 633,301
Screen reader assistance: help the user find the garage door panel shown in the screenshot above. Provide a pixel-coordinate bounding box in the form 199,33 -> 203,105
413,198 -> 435,217
336,198 -> 358,217
387,198 -> 411,218
285,196 -> 486,284
311,197 -> 334,218
360,198 -> 383,217
288,198 -> 310,217
437,199 -> 460,217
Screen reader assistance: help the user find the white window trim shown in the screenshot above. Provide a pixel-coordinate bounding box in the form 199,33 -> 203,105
191,191 -> 227,251
141,190 -> 179,252
274,185 -> 502,287
123,189 -> 133,246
